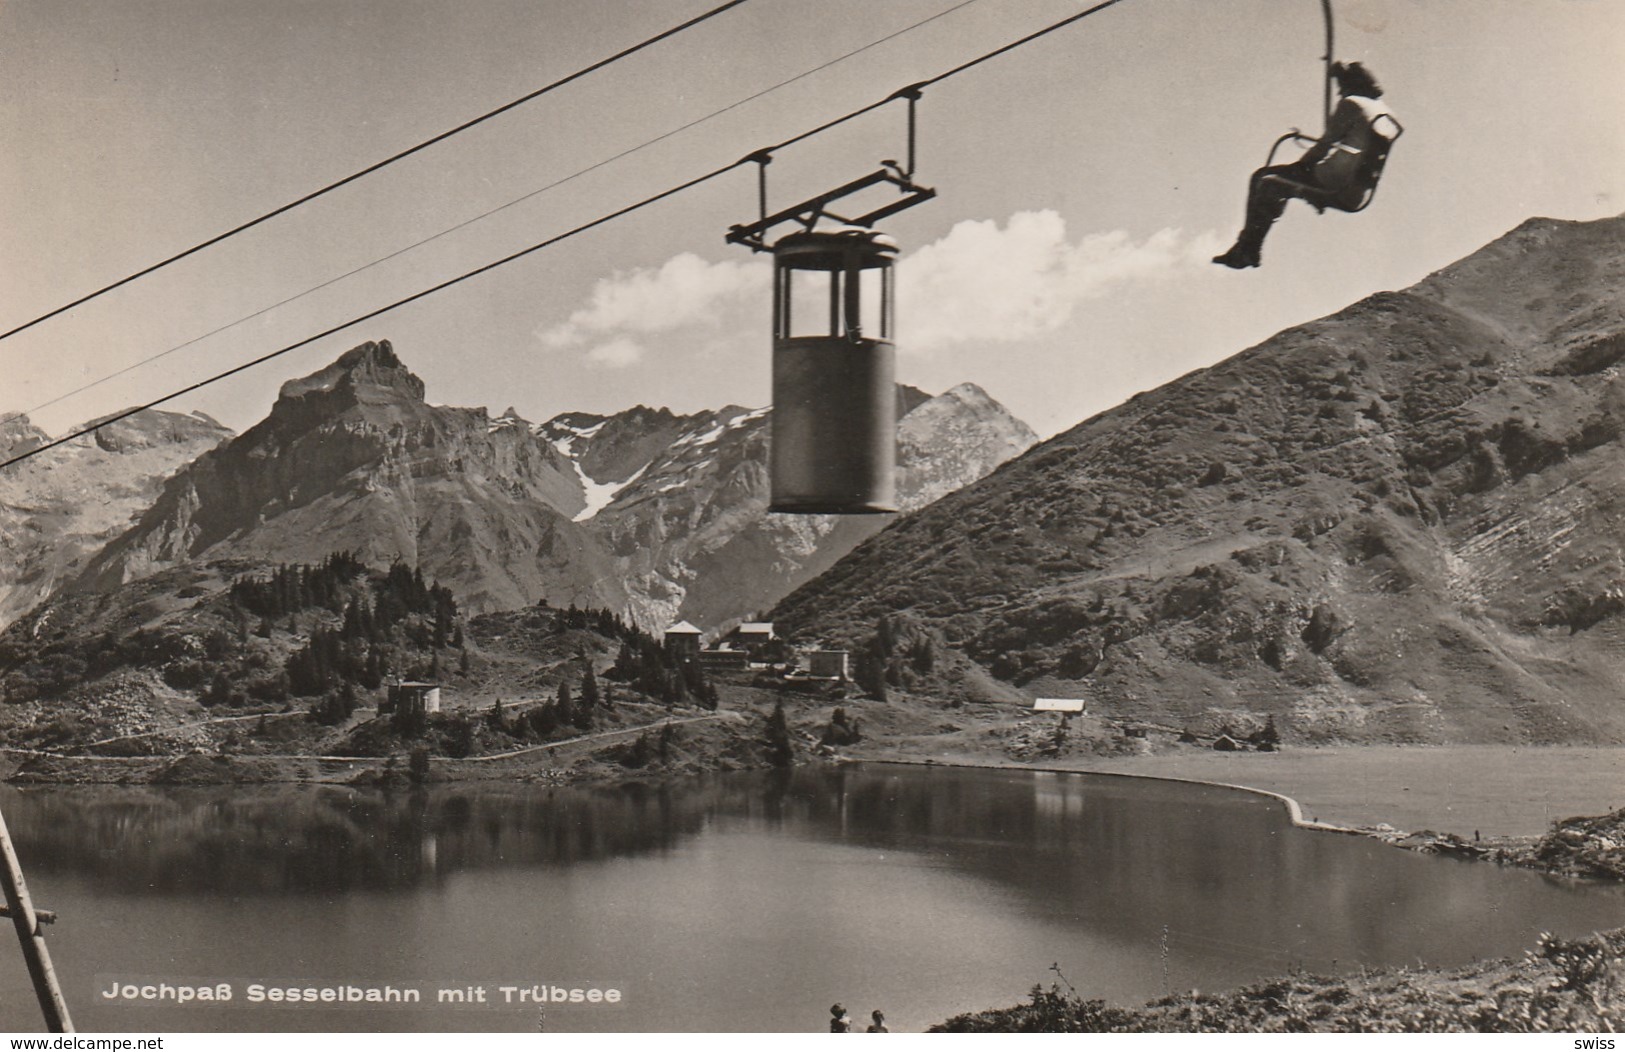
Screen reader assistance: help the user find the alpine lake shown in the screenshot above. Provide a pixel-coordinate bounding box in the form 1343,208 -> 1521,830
0,762 -> 1619,1032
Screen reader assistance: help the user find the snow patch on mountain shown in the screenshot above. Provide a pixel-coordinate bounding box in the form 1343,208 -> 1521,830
572,460 -> 649,522
673,407 -> 766,451
548,419 -> 608,458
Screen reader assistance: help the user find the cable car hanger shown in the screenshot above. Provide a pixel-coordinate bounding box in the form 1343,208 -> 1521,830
725,85 -> 935,253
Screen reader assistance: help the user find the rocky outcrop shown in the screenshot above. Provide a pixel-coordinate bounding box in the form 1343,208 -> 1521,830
76,340 -> 622,615
0,409 -> 231,628
897,382 -> 1040,511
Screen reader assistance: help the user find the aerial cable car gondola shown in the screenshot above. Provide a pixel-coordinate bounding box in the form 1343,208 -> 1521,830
1212,0 -> 1404,269
726,88 -> 935,515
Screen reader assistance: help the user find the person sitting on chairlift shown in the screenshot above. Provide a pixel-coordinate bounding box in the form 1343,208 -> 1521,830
1213,61 -> 1398,269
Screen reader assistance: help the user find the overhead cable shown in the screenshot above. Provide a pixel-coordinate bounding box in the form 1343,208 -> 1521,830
21,0 -> 983,422
0,0 -> 752,344
2,0 -> 1132,472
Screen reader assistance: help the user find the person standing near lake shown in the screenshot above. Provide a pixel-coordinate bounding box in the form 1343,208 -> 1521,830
867,1009 -> 889,1033
829,1003 -> 853,1032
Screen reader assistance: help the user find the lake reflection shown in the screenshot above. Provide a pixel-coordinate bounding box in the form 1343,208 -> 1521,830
0,764 -> 1618,1032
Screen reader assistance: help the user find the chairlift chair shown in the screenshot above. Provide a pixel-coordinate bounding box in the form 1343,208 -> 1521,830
1258,111 -> 1404,215
1253,0 -> 1404,216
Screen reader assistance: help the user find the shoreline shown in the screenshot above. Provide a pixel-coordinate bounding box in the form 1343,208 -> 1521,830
843,742 -> 1625,837
850,751 -> 1625,883
7,735 -> 1623,880
855,755 -> 1496,871
861,755 -> 1363,834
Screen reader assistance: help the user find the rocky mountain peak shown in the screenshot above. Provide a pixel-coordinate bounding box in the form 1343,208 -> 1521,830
50,333 -> 1037,634
939,381 -> 1000,407
275,339 -> 426,408
0,409 -> 234,628
74,409 -> 233,455
0,413 -> 49,460
897,384 -> 1041,511
541,411 -> 607,434
897,384 -> 935,418
73,337 -> 602,613
902,382 -> 1024,428
543,404 -> 711,486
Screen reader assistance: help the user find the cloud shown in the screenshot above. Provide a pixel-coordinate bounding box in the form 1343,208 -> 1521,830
540,252 -> 770,350
898,211 -> 1221,353
583,336 -> 644,369
539,215 -> 1217,365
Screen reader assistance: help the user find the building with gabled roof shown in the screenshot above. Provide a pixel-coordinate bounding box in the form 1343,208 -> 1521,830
728,622 -> 776,645
662,620 -> 703,656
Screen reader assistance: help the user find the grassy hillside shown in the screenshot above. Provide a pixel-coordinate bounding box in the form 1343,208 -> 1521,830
774,216 -> 1625,746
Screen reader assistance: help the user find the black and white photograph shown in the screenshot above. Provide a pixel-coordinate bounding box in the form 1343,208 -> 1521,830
0,0 -> 1622,1036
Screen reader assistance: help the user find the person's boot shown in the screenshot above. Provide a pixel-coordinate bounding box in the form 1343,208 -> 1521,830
1212,219 -> 1268,269
1212,238 -> 1261,269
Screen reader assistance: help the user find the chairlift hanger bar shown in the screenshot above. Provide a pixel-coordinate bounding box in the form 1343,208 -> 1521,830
1320,0 -> 1336,135
1262,0 -> 1372,175
1263,0 -> 1339,146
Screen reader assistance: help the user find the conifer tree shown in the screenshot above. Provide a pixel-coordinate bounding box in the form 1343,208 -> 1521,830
555,682 -> 575,729
765,701 -> 794,767
527,703 -> 558,738
624,730 -> 653,768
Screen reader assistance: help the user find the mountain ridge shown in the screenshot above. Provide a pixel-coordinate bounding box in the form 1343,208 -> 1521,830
62,340 -> 1037,631
0,408 -> 233,628
771,214 -> 1625,745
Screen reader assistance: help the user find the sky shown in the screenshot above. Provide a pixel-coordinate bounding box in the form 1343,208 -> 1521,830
2,0 -> 1622,444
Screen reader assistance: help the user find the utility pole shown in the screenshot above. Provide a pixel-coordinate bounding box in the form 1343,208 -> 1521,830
0,804 -> 72,1032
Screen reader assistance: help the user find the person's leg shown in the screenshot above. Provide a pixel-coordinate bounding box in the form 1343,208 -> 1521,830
1214,163 -> 1305,268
